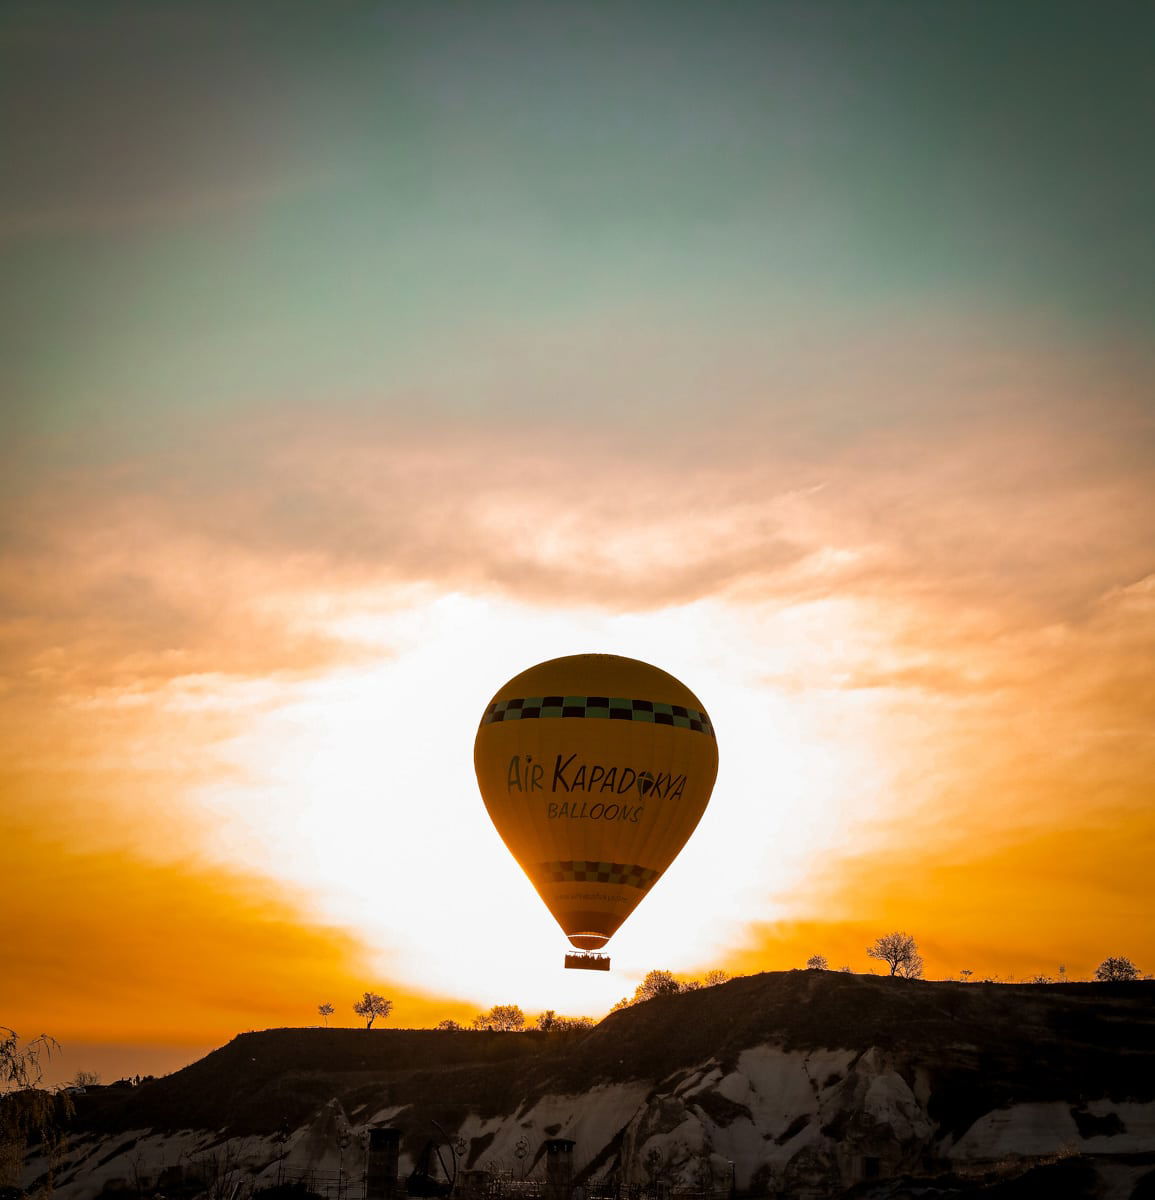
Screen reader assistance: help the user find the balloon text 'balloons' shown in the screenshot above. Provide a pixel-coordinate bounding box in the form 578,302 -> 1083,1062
474,654 -> 719,956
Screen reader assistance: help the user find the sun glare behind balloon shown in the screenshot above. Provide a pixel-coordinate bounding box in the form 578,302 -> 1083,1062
190,588 -> 898,1014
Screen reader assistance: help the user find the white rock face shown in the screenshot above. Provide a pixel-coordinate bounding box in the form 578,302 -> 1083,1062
25,1042 -> 1155,1199
947,1098 -> 1155,1162
626,1046 -> 863,1189
25,1128 -> 282,1200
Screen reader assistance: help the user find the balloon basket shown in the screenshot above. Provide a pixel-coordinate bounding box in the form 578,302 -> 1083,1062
565,952 -> 611,971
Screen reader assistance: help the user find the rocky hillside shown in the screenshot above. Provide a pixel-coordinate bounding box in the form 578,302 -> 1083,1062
26,971 -> 1155,1199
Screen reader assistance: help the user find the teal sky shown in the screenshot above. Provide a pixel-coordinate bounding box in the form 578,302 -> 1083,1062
4,1 -> 1152,456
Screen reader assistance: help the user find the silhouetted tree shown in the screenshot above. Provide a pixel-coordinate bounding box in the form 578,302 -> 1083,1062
1094,956 -> 1140,982
806,955 -> 828,971
536,1012 -> 594,1031
2,1029 -> 57,1092
866,932 -> 924,978
71,1070 -> 100,1087
472,1005 -> 525,1031
633,970 -> 683,1002
2,1027 -> 72,1189
192,1140 -> 249,1200
559,1016 -> 594,1031
609,968 -> 694,1011
352,992 -> 393,1028
435,1019 -> 464,1031
703,970 -> 730,987
317,1002 -> 334,1026
127,1148 -> 152,1198
960,969 -> 973,982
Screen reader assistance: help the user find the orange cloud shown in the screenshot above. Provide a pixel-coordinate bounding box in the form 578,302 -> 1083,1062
0,814 -> 473,1047
726,804 -> 1155,983
719,568 -> 1155,984
9,395 -> 1151,702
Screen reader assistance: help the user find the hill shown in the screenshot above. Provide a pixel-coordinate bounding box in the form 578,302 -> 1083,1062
36,971 -> 1155,1199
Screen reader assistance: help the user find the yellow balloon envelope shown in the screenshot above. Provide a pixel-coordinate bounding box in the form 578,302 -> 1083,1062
474,654 -> 719,955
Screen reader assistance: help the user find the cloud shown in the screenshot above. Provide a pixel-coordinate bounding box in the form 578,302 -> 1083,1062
0,814 -> 471,1043
721,566 -> 1155,982
9,336 -> 1152,694
727,800 -> 1155,982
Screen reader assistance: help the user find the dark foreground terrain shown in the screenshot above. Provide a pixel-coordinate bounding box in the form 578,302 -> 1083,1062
37,972 -> 1155,1199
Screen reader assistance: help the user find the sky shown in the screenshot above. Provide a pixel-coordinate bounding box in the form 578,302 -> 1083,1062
2,1 -> 1153,1085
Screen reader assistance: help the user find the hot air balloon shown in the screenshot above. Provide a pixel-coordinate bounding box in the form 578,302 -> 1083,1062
473,654 -> 718,969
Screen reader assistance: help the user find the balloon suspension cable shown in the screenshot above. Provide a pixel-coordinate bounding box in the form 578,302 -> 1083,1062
565,952 -> 611,971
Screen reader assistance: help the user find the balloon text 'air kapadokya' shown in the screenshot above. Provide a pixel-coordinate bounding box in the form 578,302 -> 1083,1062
474,654 -> 719,956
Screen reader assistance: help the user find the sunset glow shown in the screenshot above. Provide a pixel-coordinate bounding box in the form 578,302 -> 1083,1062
3,2 -> 1152,1085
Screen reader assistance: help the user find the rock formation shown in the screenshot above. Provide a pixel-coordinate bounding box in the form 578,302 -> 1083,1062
22,971 -> 1155,1198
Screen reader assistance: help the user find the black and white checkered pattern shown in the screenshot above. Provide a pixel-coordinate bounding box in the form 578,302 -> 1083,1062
482,696 -> 714,737
533,860 -> 660,889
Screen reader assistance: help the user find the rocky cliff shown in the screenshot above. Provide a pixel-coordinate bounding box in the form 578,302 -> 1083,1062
24,971 -> 1155,1199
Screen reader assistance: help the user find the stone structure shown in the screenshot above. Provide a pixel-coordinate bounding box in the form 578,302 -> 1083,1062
544,1138 -> 576,1200
367,1126 -> 402,1200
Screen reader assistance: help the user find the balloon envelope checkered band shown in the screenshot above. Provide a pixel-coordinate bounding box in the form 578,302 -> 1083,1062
533,860 -> 661,889
482,696 -> 715,737
474,653 -> 720,953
